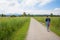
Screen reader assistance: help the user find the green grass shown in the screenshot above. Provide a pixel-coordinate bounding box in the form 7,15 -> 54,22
11,17 -> 30,40
50,17 -> 60,36
0,17 -> 30,40
34,17 -> 45,23
34,17 -> 60,36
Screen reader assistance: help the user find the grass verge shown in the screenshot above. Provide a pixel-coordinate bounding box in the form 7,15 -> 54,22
10,17 -> 30,40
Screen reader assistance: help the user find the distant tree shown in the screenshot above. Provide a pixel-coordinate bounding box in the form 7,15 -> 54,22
10,15 -> 17,17
23,12 -> 26,16
50,13 -> 53,17
1,14 -> 6,17
18,15 -> 21,17
28,14 -> 30,16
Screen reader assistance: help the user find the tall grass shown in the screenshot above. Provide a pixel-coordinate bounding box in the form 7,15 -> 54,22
11,17 -> 30,40
34,17 -> 60,36
34,17 -> 45,23
0,17 -> 30,40
50,17 -> 60,36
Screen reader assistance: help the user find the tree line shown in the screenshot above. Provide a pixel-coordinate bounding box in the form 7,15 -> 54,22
0,12 -> 60,17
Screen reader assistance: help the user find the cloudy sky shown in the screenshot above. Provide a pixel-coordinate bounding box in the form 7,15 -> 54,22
0,0 -> 60,15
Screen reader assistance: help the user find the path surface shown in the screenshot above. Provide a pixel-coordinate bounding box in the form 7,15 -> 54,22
26,18 -> 60,40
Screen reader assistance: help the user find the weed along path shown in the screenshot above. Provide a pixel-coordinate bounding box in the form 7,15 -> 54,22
26,18 -> 60,40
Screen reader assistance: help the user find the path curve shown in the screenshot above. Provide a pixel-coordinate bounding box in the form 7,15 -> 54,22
26,18 -> 60,40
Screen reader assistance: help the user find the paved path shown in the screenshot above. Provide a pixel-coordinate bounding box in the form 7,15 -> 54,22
26,18 -> 60,40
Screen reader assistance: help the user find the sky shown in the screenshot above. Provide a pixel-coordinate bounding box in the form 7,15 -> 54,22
0,0 -> 60,15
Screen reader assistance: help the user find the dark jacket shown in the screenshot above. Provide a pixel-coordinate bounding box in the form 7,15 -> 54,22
45,18 -> 51,22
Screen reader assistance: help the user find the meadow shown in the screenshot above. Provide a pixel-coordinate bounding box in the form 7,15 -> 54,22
0,17 -> 30,40
34,17 -> 60,36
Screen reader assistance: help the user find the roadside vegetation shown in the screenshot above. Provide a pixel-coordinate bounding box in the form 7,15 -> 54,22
0,17 -> 30,40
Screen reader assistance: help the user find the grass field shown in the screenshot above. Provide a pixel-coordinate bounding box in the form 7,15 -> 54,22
0,17 -> 30,40
34,17 -> 60,36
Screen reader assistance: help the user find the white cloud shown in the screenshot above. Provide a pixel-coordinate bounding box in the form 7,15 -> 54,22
38,0 -> 53,6
0,0 -> 60,15
18,0 -> 53,9
0,0 -> 20,14
0,0 -> 53,10
52,8 -> 60,15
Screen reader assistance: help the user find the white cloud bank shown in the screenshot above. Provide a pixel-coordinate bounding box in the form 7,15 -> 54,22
53,8 -> 60,15
0,0 -> 60,15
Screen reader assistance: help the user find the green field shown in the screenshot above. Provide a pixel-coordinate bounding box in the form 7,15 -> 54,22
0,17 -> 60,40
0,17 -> 30,40
34,17 -> 60,36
